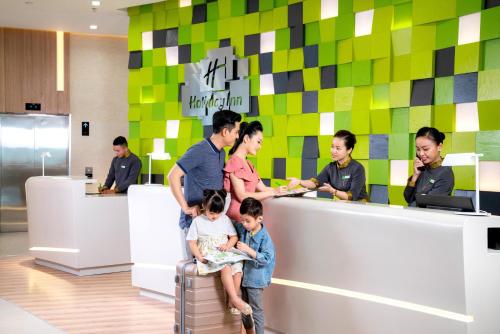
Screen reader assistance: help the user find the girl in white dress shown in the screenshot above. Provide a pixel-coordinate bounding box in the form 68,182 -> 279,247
186,189 -> 252,316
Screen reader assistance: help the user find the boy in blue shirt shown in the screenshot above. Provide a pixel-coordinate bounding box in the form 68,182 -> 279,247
236,198 -> 276,334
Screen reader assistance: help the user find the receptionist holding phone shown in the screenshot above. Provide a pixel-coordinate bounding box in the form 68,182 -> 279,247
404,127 -> 454,205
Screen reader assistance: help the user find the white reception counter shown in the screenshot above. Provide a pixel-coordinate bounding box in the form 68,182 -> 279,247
126,184 -> 500,333
26,176 -> 131,276
128,184 -> 185,302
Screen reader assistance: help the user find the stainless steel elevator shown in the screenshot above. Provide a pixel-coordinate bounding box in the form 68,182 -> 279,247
0,115 -> 69,232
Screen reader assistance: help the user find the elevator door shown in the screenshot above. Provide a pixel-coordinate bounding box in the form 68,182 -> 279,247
0,115 -> 69,232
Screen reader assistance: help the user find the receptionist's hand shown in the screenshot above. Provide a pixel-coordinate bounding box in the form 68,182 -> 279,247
318,183 -> 335,195
413,157 -> 425,176
101,189 -> 116,195
286,178 -> 301,189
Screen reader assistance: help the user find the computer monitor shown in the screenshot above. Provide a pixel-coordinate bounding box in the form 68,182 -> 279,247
415,194 -> 475,212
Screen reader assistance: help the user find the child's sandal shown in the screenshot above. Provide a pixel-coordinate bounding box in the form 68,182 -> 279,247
241,303 -> 253,316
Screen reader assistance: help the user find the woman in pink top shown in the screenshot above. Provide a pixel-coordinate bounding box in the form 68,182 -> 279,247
224,121 -> 286,222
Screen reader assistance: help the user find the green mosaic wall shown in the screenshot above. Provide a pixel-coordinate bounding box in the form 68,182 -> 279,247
127,0 -> 500,206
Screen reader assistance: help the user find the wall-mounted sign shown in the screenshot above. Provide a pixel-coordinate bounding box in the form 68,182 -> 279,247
82,121 -> 89,136
182,47 -> 249,125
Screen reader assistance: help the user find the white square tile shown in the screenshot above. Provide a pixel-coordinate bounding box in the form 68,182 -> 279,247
142,31 -> 153,51
166,46 -> 178,66
260,31 -> 275,54
458,12 -> 481,45
456,102 -> 479,132
260,74 -> 274,95
320,112 -> 335,135
153,138 -> 165,153
321,0 -> 338,19
390,160 -> 409,186
355,9 -> 374,37
479,161 -> 500,192
166,120 -> 180,139
179,0 -> 191,7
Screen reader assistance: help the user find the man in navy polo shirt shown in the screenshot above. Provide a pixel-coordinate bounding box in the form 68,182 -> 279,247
168,110 -> 241,238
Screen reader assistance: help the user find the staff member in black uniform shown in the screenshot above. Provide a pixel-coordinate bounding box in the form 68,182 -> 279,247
100,136 -> 141,194
404,127 -> 454,205
288,130 -> 368,201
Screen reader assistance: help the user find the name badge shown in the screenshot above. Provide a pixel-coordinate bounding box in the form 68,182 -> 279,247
121,165 -> 126,169
342,175 -> 351,180
429,178 -> 435,184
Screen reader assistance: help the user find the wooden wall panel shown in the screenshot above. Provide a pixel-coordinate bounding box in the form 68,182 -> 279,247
2,28 -> 69,115
0,28 -> 5,113
4,28 -> 25,113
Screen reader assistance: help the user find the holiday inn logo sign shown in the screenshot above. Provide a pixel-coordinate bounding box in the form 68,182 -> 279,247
182,47 -> 250,125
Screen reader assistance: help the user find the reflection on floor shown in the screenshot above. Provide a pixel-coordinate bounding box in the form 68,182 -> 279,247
0,298 -> 63,334
0,232 -> 30,257
0,256 -> 175,333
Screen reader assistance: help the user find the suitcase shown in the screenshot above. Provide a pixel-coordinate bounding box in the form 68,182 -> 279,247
174,259 -> 242,334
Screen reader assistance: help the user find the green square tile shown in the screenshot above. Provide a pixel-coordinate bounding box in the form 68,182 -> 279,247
339,0 -> 354,14
271,137 -> 288,157
260,11 -> 274,32
207,2 -> 219,21
288,137 -> 304,158
303,0 -> 321,23
452,132 -> 476,153
478,69 -> 500,101
371,32 -> 391,59
352,60 -> 372,86
288,49 -> 304,71
456,0 -> 482,16
478,100 -> 500,131
373,57 -> 391,84
334,111 -> 352,131
319,18 -> 336,42
352,135 -> 369,160
413,0 -> 455,25
388,185 -> 407,205
392,54 -> 411,81
454,43 -> 482,75
140,13 -> 153,31
392,2 -> 412,30
274,94 -> 287,115
318,135 -> 332,158
353,35 -> 372,60
453,166 -> 475,190
352,86 -> 372,110
353,0 -> 374,12
273,7 -> 288,30
389,133 -> 411,159
303,68 -> 321,91
433,104 -> 455,133
481,6 -> 500,41
484,38 -> 500,70
259,0 -> 274,11
369,160 -> 389,185
129,121 -> 140,138
244,13 -> 260,35
372,5 -> 393,33
318,89 -> 335,112
250,75 -> 260,95
142,50 -> 153,67
391,28 -> 412,56
178,26 -> 191,45
305,22 -> 320,46
258,95 -> 275,116
286,158 -> 302,179
411,24 -> 436,52
337,63 -> 352,87
390,80 -> 411,108
191,23 -> 205,43
191,43 -> 205,62
179,7 -> 193,25
218,0 -> 231,18
166,66 -> 178,84
351,109 -> 371,134
272,50 -> 289,72
152,48 -> 166,67
434,76 -> 454,105
409,106 -> 432,133
129,69 -> 141,87
335,14 -> 355,40
287,114 -> 320,136
476,131 -> 500,160
140,103 -> 153,121
319,42 -> 336,66
166,8 -> 179,28
275,28 -> 291,50
435,18 -> 458,49
217,18 -> 232,39
372,84 -> 390,109
154,11 -> 167,30
286,93 -> 302,115
371,109 -> 391,134
128,104 -> 141,121
231,0 -> 246,16
410,51 -> 434,79
205,21 -> 218,41
391,108 -> 409,133
273,115 -> 288,137
337,38 -> 353,64
334,87 -> 354,111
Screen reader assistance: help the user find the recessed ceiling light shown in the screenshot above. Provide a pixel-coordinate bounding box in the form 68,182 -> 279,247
89,25 -> 98,30
91,1 -> 101,6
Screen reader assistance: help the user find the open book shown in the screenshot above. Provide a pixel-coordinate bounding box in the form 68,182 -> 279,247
204,247 -> 253,265
274,187 -> 314,198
